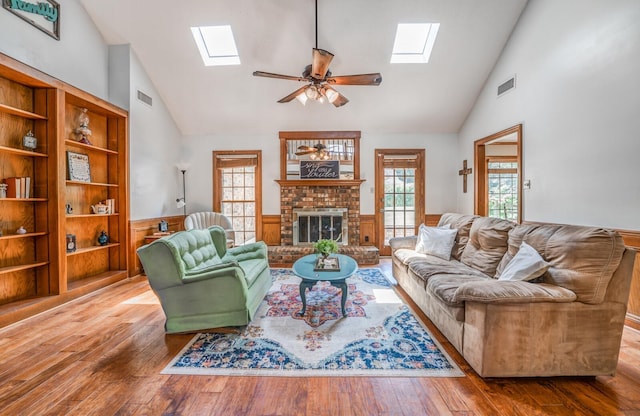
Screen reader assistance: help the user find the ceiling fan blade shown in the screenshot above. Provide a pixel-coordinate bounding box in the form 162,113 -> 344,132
277,85 -> 309,103
253,71 -> 308,82
326,73 -> 383,86
295,150 -> 317,156
311,48 -> 334,79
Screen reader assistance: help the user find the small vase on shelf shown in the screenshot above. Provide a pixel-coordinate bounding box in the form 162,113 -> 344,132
98,230 -> 109,246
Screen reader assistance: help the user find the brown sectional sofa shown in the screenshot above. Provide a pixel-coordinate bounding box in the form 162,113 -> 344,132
390,213 -> 636,377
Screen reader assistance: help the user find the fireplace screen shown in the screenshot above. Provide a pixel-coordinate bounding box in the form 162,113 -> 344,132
293,208 -> 348,245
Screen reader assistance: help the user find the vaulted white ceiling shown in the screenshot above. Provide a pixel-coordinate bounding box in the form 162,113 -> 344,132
80,0 -> 528,136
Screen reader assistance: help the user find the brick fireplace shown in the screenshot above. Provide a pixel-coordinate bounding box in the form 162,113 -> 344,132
268,182 -> 378,265
279,184 -> 361,246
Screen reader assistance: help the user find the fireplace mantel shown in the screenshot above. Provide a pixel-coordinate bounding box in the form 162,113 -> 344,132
275,179 -> 365,187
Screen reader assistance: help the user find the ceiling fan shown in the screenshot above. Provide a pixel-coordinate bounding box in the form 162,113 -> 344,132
295,143 -> 331,159
253,0 -> 382,107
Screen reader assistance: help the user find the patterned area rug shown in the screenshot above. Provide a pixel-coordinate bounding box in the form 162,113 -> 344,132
161,268 -> 463,377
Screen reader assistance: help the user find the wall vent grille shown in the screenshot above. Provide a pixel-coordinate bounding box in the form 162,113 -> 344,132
497,76 -> 516,97
137,90 -> 153,106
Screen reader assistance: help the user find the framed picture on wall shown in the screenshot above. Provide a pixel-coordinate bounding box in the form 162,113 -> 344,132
67,151 -> 91,182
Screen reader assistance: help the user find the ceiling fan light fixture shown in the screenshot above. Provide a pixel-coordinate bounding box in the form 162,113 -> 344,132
324,87 -> 339,104
295,91 -> 309,105
305,85 -> 319,100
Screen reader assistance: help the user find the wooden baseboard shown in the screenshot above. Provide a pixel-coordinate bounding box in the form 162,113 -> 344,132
128,216 -> 185,277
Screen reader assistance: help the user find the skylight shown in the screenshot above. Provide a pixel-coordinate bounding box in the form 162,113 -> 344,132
390,23 -> 440,64
191,25 -> 240,66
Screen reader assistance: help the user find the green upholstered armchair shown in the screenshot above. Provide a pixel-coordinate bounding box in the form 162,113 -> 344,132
137,225 -> 271,333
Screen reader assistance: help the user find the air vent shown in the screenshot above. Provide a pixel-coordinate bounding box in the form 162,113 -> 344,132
137,90 -> 153,106
497,75 -> 516,97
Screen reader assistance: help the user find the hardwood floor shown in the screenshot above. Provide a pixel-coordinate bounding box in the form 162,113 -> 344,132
1,259 -> 639,415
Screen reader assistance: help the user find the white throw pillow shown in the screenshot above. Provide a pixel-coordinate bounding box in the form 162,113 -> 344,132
498,241 -> 550,282
414,224 -> 457,261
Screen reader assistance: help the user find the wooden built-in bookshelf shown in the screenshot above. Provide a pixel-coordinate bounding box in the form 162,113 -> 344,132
0,52 -> 129,327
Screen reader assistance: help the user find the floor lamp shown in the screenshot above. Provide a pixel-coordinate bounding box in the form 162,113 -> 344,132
175,164 -> 188,215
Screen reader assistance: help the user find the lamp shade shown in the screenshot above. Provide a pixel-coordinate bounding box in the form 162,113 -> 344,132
175,162 -> 190,171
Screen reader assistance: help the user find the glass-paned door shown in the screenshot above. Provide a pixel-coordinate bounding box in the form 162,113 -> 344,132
213,151 -> 262,246
487,158 -> 518,221
375,149 -> 425,256
383,168 -> 416,244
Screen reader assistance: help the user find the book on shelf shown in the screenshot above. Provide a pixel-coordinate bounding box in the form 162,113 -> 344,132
2,176 -> 32,198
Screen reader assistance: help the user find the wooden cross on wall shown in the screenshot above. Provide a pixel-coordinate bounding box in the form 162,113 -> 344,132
458,160 -> 473,193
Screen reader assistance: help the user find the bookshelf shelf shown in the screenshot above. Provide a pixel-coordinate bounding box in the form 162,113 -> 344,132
0,102 -> 47,120
66,243 -> 120,257
64,139 -> 118,155
66,180 -> 119,187
0,145 -> 48,158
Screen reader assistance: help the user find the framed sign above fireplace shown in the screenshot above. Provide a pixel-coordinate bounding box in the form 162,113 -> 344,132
278,131 -> 364,186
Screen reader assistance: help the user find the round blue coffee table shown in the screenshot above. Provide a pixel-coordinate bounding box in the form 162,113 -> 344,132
292,254 -> 358,317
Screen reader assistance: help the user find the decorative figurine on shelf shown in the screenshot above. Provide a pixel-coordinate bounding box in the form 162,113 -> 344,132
66,234 -> 76,253
22,130 -> 37,151
98,230 -> 109,246
0,183 -> 7,198
74,108 -> 93,145
16,226 -> 27,234
65,203 -> 73,214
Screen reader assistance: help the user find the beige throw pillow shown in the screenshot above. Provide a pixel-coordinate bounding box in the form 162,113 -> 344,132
415,224 -> 457,261
498,241 -> 550,282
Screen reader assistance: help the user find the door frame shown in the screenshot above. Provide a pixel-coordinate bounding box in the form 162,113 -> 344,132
474,124 -> 523,223
375,149 -> 425,256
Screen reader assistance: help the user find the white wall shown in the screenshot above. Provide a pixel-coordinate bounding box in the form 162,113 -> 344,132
0,0 -> 109,99
127,49 -> 184,220
458,0 -> 640,229
181,132 -> 458,216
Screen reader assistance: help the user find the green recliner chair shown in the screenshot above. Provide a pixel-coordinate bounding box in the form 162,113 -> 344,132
137,225 -> 271,333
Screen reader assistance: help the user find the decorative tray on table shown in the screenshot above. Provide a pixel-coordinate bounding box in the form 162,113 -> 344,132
314,256 -> 340,271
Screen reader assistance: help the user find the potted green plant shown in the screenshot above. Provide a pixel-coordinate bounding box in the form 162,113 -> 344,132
314,238 -> 339,258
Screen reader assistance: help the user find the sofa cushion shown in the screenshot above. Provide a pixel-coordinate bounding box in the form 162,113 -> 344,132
166,229 -> 222,273
409,259 -> 490,288
438,213 -> 479,260
240,258 -> 269,288
498,242 -> 550,282
426,274 -> 490,307
460,217 -> 514,277
496,223 -> 625,304
394,248 -> 429,265
452,281 -> 577,304
415,224 -> 457,260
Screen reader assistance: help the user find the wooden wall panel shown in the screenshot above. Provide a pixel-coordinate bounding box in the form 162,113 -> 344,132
128,216 -> 184,277
262,215 -> 281,246
425,214 -> 442,227
359,215 -> 375,246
